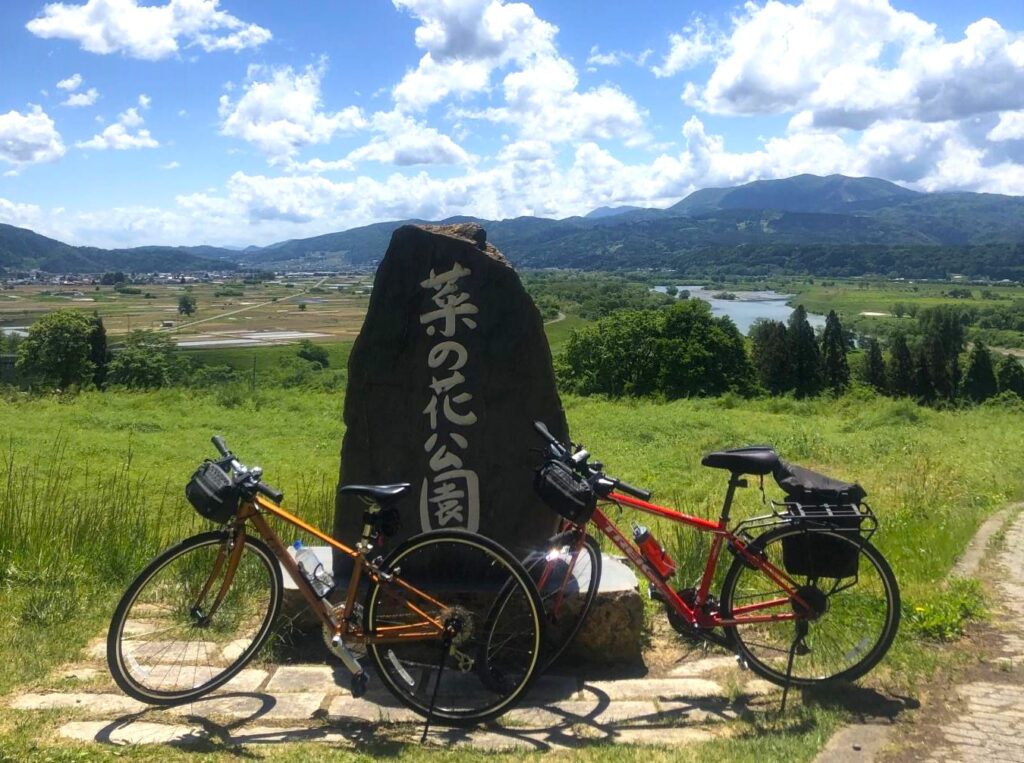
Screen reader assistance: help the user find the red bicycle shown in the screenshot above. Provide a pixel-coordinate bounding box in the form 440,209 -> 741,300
527,421 -> 900,688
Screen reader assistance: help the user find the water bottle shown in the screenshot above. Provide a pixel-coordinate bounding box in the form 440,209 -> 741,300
632,523 -> 678,580
291,540 -> 334,598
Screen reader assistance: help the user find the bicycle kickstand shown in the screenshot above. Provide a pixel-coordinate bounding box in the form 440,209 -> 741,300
420,633 -> 452,744
780,620 -> 808,713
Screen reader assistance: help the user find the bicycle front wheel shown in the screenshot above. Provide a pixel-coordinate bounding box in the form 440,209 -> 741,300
107,530 -> 282,704
720,526 -> 900,687
364,530 -> 543,725
523,530 -> 601,671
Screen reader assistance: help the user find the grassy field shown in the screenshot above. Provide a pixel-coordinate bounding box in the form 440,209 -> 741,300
0,387 -> 1020,759
0,278 -> 372,342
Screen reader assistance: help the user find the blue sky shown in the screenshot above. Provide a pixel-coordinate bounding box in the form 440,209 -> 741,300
1,0 -> 1022,248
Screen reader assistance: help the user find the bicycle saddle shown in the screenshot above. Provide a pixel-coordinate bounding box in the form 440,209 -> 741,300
339,483 -> 411,503
700,447 -> 779,475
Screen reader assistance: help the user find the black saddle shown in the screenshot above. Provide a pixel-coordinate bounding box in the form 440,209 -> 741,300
701,447 -> 779,475
338,483 -> 411,503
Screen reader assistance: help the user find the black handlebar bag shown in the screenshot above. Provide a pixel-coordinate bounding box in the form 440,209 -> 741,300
186,461 -> 240,524
534,459 -> 597,524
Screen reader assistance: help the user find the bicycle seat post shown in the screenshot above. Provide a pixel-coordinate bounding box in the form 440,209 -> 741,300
359,502 -> 381,550
719,473 -> 747,525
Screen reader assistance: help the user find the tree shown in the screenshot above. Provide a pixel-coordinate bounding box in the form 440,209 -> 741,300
787,305 -> 822,398
88,312 -> 109,388
887,332 -> 915,397
749,319 -> 792,394
298,302 -> 307,312
296,339 -> 329,368
820,310 -> 850,394
178,294 -> 197,316
997,355 -> 1024,398
863,337 -> 887,393
107,331 -> 178,389
557,301 -> 754,398
918,305 -> 967,400
913,346 -> 935,404
963,341 -> 998,403
16,310 -> 95,389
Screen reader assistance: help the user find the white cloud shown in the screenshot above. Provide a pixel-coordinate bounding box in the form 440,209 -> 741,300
77,105 -> 158,149
0,106 -> 66,169
987,111 -> 1024,142
161,160 -> 180,169
391,0 -> 559,111
346,111 -> 472,166
0,197 -> 44,228
26,0 -> 272,61
62,87 -> 99,107
680,0 -> 1024,132
218,61 -> 366,163
586,46 -> 620,67
56,73 -> 82,91
138,94 -> 151,109
651,18 -> 720,77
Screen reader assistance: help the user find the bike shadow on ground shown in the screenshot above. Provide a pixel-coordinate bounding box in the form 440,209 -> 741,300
799,682 -> 919,720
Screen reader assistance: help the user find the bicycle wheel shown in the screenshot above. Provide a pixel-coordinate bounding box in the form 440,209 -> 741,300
363,530 -> 543,725
719,526 -> 900,686
108,530 -> 282,704
522,530 -> 601,671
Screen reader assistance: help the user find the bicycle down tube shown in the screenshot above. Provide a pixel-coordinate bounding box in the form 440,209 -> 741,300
593,490 -> 812,628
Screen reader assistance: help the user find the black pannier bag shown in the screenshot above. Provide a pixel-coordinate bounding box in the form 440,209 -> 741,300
534,459 -> 597,524
773,459 -> 866,578
186,461 -> 239,524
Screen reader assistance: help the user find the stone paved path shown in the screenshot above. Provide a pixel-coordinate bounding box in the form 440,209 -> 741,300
7,642 -> 777,751
918,512 -> 1024,762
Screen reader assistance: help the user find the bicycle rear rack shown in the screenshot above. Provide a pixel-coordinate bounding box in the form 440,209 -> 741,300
733,501 -> 878,543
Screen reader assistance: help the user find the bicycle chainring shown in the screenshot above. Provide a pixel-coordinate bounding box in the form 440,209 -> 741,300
666,587 -> 720,644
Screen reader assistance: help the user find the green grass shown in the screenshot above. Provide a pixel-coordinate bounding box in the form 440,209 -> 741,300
1,387 -> 1021,759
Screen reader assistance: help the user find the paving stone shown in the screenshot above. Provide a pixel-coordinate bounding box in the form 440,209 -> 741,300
580,677 -> 723,701
166,691 -> 325,721
815,723 -> 894,763
326,695 -> 422,723
667,655 -> 739,677
59,720 -> 208,745
264,665 -> 339,693
505,698 -> 734,728
11,693 -> 147,715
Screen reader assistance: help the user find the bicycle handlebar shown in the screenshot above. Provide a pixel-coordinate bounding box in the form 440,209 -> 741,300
209,434 -> 285,504
532,420 -> 652,501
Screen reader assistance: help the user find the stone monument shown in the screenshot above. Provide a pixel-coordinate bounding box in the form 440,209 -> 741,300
333,223 -> 569,557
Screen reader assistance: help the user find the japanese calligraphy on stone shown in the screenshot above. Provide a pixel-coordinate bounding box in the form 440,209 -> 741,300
419,263 -> 480,532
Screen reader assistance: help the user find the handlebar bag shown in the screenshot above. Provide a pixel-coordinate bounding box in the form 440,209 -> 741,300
186,461 -> 240,524
781,502 -> 864,578
534,459 -> 597,524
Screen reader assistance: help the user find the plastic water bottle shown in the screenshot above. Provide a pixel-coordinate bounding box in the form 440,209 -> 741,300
291,540 -> 335,598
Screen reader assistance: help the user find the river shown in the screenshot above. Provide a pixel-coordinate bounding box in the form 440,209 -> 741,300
654,286 -> 826,335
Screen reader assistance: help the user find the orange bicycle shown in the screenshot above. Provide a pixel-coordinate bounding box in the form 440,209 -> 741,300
107,436 -> 544,726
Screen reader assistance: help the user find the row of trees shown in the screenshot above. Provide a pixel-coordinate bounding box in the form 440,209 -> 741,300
748,307 -> 851,398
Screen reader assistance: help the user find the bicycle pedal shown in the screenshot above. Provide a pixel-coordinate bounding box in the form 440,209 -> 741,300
350,671 -> 369,698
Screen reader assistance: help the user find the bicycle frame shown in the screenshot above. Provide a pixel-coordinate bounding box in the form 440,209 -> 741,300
567,474 -> 812,630
197,493 -> 448,647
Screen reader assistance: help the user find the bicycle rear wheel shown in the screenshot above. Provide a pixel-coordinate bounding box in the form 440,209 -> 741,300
523,530 -> 601,671
107,531 -> 282,704
363,530 -> 543,725
720,526 -> 900,686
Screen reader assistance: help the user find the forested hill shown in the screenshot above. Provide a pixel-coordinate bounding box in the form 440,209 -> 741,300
0,224 -> 238,274
4,175 -> 1023,278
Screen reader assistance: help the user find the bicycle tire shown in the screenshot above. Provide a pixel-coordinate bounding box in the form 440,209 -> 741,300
522,530 -> 602,671
719,525 -> 900,687
107,530 -> 282,705
363,530 -> 543,725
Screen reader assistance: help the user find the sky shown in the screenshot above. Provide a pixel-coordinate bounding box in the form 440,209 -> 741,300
1,0 -> 1023,249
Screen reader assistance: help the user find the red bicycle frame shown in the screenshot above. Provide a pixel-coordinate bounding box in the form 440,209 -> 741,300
570,473 -> 812,629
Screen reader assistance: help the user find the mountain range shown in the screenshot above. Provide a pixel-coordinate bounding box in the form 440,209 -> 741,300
3,174 -> 1023,279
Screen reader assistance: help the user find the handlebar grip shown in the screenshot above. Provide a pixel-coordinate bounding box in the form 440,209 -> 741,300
533,420 -> 557,444
615,480 -> 652,501
257,482 -> 284,504
211,435 -> 231,458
